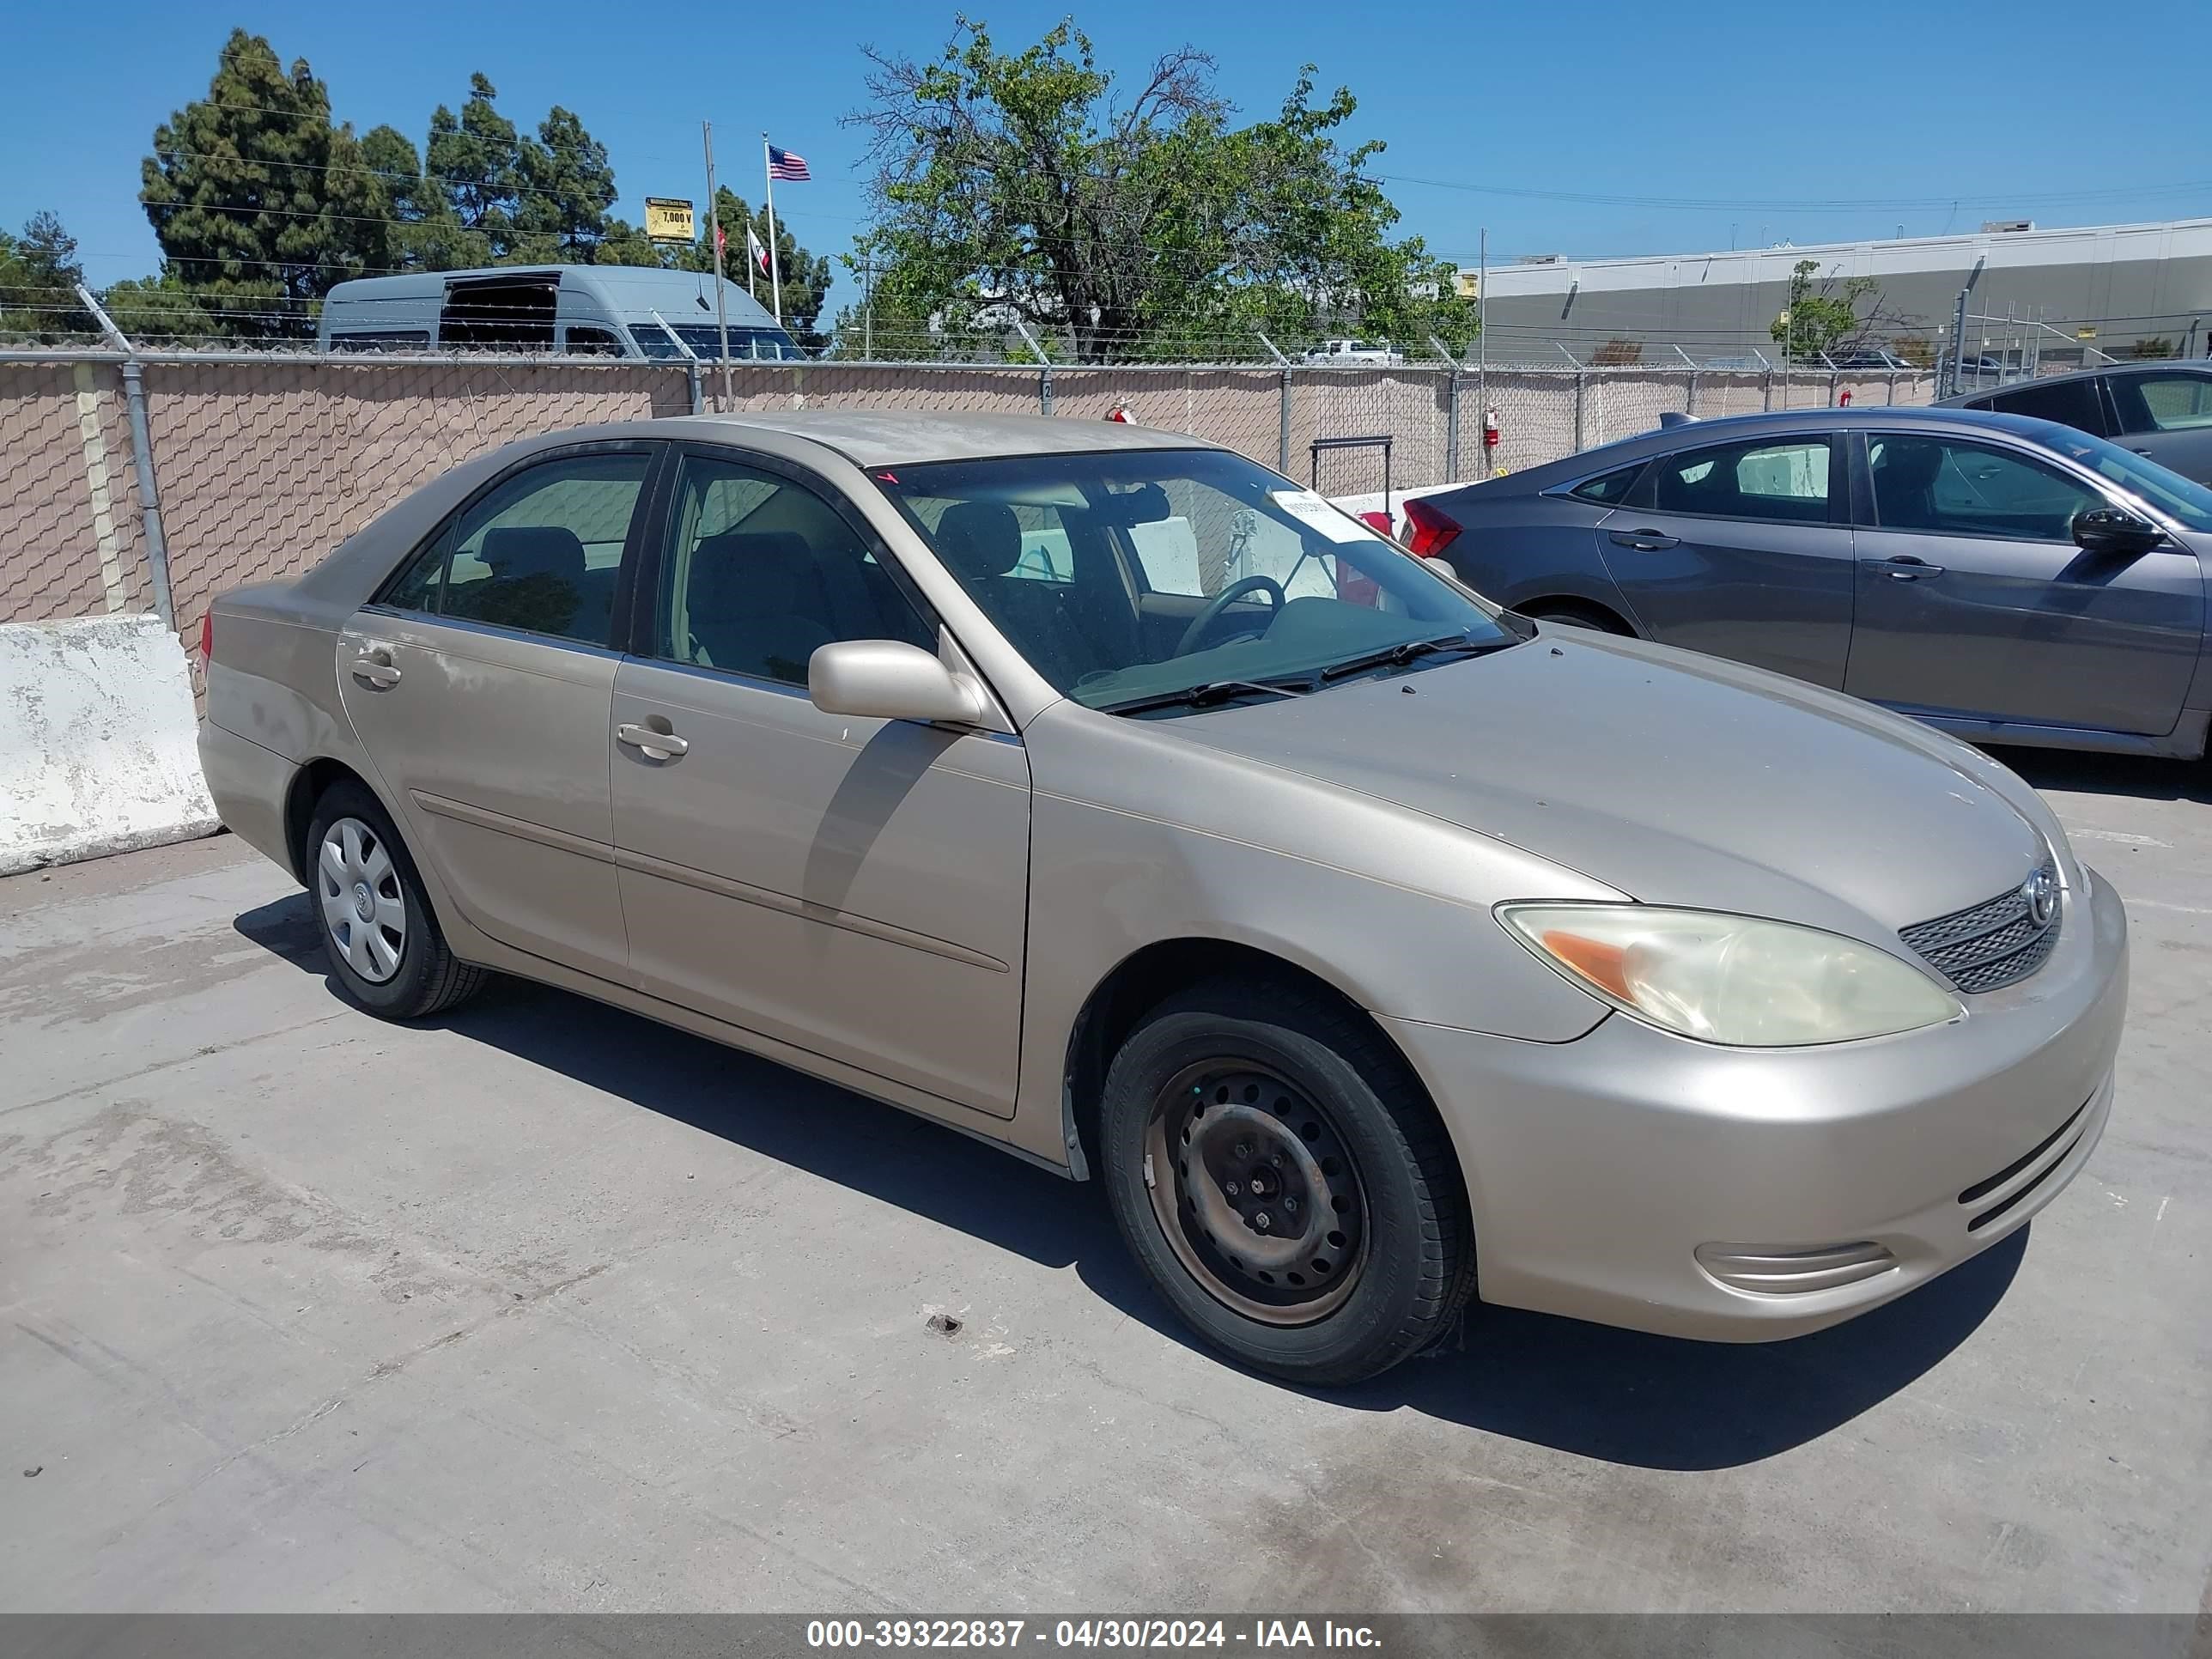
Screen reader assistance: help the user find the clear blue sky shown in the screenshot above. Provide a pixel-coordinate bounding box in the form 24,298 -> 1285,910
6,0 -> 2209,313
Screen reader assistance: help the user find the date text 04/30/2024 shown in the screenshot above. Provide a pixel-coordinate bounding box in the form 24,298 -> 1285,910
805,1620 -> 1382,1650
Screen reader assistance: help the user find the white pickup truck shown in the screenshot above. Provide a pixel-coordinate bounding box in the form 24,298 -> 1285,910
1301,338 -> 1405,366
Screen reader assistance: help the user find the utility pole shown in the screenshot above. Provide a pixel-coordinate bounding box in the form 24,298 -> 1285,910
1475,228 -> 1487,476
702,121 -> 733,408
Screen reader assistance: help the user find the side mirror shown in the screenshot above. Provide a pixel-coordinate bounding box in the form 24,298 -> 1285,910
808,640 -> 995,726
2072,505 -> 2165,556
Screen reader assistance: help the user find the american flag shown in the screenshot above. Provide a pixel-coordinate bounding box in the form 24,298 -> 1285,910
766,144 -> 811,183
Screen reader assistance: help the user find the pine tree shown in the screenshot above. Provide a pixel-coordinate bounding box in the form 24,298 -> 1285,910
515,107 -> 617,260
139,28 -> 388,334
427,73 -> 525,259
0,212 -> 94,341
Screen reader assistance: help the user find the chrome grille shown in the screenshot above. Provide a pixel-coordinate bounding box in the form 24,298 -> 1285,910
1899,861 -> 2061,994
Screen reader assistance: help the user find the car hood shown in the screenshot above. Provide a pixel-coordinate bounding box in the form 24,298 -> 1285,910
1170,631 -> 2051,939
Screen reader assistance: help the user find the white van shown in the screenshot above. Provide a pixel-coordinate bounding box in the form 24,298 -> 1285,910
317,265 -> 805,361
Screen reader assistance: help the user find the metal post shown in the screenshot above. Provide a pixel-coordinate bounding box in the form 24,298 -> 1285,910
1673,344 -> 1698,417
702,123 -> 733,409
1574,370 -> 1587,452
1257,331 -> 1292,474
77,283 -> 173,628
762,133 -> 783,327
1012,318 -> 1051,414
1430,336 -> 1462,483
1946,287 -> 1971,398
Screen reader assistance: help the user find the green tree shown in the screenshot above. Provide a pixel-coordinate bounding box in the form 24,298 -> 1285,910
0,212 -> 95,340
97,275 -> 221,344
140,28 -> 389,334
514,106 -> 618,259
1771,258 -> 1883,363
356,123 -> 489,272
427,73 -> 526,258
845,19 -> 1470,362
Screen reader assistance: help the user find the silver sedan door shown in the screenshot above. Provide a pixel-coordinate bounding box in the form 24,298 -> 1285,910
607,447 -> 1030,1118
337,445 -> 654,981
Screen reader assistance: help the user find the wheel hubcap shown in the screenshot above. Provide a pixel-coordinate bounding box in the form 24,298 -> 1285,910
1143,1061 -> 1369,1326
318,817 -> 406,985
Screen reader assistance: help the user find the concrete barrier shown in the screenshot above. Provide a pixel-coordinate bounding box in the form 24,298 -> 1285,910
2,613 -> 218,876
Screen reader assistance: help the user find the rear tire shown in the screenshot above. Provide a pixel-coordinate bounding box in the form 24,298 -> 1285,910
305,781 -> 486,1020
1098,978 -> 1474,1385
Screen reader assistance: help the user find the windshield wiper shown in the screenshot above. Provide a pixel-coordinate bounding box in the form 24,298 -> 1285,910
1098,676 -> 1317,716
1319,632 -> 1507,682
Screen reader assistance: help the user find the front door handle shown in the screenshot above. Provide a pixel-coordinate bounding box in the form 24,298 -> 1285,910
617,721 -> 689,761
1608,528 -> 1680,551
349,649 -> 402,688
1880,556 -> 1946,581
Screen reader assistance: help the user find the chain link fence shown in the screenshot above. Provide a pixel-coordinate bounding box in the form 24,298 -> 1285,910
0,352 -> 1938,653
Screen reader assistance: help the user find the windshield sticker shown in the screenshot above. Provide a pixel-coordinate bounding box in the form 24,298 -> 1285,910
1270,489 -> 1374,544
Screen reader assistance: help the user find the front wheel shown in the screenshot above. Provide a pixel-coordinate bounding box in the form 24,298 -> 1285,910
1098,979 -> 1474,1384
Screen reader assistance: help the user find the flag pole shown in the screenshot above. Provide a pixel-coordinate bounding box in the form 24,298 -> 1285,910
702,120 -> 732,408
763,133 -> 783,327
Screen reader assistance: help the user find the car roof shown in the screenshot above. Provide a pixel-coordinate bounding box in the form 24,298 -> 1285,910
1937,357 -> 2212,404
672,410 -> 1212,467
1464,404 -> 2079,493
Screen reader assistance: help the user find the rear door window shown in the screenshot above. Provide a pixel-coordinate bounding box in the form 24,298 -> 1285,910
380,452 -> 651,645
1984,377 -> 2110,435
1650,437 -> 1833,523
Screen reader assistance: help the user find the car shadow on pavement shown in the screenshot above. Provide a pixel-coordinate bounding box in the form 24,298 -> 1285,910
1990,744 -> 2212,805
238,890 -> 2025,1474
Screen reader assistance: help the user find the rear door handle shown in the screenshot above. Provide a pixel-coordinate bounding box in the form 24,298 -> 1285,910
1880,556 -> 1945,581
617,721 -> 689,761
1608,528 -> 1680,551
349,649 -> 402,688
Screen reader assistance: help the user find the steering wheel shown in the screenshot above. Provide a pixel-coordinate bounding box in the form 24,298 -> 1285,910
1173,575 -> 1286,658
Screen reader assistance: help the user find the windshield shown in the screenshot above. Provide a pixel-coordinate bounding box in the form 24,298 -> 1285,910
631,321 -> 806,362
2035,427 -> 2212,532
872,448 -> 1519,714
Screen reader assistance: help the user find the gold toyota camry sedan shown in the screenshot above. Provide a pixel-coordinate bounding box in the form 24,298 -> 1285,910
198,412 -> 2127,1383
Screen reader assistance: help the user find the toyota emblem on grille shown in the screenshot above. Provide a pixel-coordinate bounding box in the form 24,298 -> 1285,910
2023,868 -> 2059,927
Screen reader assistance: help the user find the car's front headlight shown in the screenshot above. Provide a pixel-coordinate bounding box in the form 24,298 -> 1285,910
1497,902 -> 1962,1047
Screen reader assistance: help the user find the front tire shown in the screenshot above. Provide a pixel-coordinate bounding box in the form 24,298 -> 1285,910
1099,979 -> 1474,1385
306,781 -> 486,1020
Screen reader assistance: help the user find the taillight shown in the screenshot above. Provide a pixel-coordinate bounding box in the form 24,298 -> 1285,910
198,611 -> 213,665
1356,510 -> 1393,537
1401,495 -> 1462,558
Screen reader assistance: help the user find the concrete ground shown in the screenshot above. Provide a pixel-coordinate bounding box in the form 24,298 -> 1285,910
3,748 -> 2209,1615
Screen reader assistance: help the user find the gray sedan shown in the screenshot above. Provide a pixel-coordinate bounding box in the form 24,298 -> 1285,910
1404,405 -> 2212,758
198,412 -> 2125,1383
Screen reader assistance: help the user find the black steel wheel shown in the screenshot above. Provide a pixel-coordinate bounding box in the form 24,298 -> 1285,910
1100,977 -> 1475,1385
1144,1060 -> 1369,1325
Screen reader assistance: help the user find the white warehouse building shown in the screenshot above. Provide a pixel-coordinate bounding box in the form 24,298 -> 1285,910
1465,217 -> 2212,367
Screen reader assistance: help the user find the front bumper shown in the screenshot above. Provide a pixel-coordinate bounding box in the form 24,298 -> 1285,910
1382,865 -> 2129,1341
